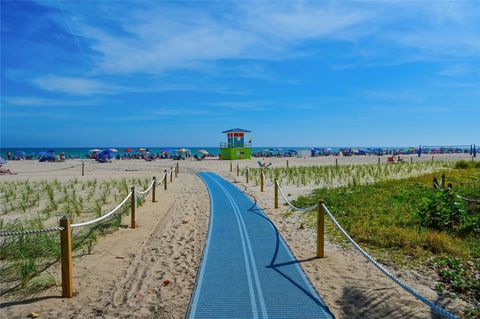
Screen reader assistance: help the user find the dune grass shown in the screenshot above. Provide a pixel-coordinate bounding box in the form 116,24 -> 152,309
0,177 -> 152,297
290,168 -> 479,308
243,160 -> 455,188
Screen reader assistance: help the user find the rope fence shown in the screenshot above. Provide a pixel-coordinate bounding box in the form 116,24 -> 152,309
433,176 -> 480,203
320,203 -> 459,319
0,226 -> 64,237
0,164 -> 180,299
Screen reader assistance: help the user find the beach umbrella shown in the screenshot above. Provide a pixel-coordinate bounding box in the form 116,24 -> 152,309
163,148 -> 173,153
89,149 -> 102,152
37,151 -> 48,156
108,148 -> 118,152
197,149 -> 208,154
15,151 -> 27,156
137,148 -> 146,152
177,148 -> 189,153
123,148 -> 132,153
0,157 -> 6,165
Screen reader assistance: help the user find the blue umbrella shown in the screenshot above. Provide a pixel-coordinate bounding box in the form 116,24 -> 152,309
0,157 -> 6,165
15,151 -> 26,156
37,151 -> 48,156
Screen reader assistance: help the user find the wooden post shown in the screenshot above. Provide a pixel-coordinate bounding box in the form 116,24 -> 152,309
317,201 -> 324,258
287,160 -> 289,169
274,178 -> 279,209
170,170 -> 173,183
175,164 -> 178,177
60,216 -> 73,298
335,158 -> 338,169
176,162 -> 179,175
441,174 -> 445,188
377,157 -> 380,165
260,169 -> 264,192
246,169 -> 249,183
433,177 -> 439,189
164,170 -> 167,190
236,164 -> 240,177
152,177 -> 156,202
230,162 -> 233,172
432,155 -> 434,162
81,162 -> 84,176
410,156 -> 413,164
130,187 -> 136,228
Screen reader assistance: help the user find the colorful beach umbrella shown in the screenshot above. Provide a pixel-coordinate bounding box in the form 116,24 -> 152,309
89,149 -> 102,152
177,148 -> 189,153
123,148 -> 132,153
108,148 -> 118,152
197,149 -> 208,154
137,148 -> 146,152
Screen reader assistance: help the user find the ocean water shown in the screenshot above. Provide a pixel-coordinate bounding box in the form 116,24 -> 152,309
0,145 -> 473,159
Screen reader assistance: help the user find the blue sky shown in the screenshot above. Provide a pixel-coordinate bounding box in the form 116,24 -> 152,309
1,0 -> 479,147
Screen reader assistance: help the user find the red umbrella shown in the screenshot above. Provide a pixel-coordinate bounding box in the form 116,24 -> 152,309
123,148 -> 133,153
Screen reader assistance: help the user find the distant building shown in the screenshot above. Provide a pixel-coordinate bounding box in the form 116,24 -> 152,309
220,128 -> 252,160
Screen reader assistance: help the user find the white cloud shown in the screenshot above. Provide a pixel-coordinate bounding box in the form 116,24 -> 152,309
32,76 -> 121,95
2,96 -> 98,106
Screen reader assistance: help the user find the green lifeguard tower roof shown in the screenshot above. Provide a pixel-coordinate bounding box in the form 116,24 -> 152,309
222,128 -> 252,133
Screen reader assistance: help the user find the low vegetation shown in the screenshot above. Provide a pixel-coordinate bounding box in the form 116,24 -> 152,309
0,177 -> 151,297
291,167 -> 479,314
244,160 -> 454,188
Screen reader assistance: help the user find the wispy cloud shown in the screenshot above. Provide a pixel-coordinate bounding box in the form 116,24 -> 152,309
32,76 -> 122,95
2,96 -> 99,106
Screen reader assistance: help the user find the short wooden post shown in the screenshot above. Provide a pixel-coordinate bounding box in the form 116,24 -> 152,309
152,177 -> 156,202
170,169 -> 173,183
377,157 -> 380,165
130,187 -> 136,228
274,178 -> 279,209
236,164 -> 240,177
432,155 -> 434,162
410,156 -> 413,164
286,160 -> 289,169
60,216 -> 73,298
164,170 -> 167,190
317,201 -> 325,258
230,162 -> 233,172
175,164 -> 178,177
441,174 -> 445,188
81,162 -> 84,176
335,158 -> 338,169
260,169 -> 264,192
176,162 -> 179,175
246,169 -> 249,183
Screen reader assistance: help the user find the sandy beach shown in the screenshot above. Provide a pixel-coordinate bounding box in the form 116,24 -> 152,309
0,153 -> 475,318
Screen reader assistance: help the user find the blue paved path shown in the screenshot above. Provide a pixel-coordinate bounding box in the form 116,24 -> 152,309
187,172 -> 334,319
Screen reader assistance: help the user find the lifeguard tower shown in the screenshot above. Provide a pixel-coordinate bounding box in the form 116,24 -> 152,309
220,128 -> 252,160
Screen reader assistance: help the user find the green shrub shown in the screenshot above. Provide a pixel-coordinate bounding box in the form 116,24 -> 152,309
416,189 -> 478,235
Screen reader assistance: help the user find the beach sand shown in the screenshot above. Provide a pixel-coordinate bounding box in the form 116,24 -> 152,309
0,154 -> 474,318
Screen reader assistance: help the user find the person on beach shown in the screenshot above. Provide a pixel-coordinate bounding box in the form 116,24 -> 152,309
6,151 -> 12,160
0,165 -> 17,175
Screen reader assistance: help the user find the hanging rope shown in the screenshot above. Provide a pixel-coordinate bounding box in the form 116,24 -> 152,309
0,226 -> 64,237
276,180 -> 317,212
320,203 -> 459,319
71,192 -> 131,228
